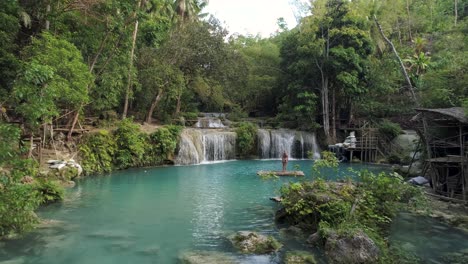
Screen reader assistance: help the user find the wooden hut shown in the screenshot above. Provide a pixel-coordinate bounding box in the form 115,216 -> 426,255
415,107 -> 468,201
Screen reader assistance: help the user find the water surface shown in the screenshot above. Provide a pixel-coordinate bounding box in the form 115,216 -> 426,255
1,160 -> 465,263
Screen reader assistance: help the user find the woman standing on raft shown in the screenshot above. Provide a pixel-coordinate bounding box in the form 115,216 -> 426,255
282,151 -> 289,172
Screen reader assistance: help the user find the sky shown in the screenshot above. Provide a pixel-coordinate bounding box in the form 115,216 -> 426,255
203,0 -> 300,37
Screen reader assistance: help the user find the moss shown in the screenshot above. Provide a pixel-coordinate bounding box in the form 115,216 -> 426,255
60,166 -> 78,181
231,232 -> 282,254
285,251 -> 317,264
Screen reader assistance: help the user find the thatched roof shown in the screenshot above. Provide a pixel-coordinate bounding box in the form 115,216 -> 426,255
415,107 -> 468,124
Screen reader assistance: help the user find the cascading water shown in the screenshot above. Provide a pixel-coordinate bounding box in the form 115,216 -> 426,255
194,117 -> 225,128
257,129 -> 271,158
202,132 -> 236,162
257,129 -> 320,159
176,126 -> 320,165
175,129 -> 236,165
175,129 -> 204,165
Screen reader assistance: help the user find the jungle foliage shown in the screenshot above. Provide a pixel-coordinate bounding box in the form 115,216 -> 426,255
278,152 -> 427,262
0,0 -> 465,136
79,120 -> 181,174
235,122 -> 258,158
0,122 -> 64,236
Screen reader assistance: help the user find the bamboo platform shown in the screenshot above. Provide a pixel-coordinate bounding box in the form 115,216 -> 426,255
257,170 -> 305,177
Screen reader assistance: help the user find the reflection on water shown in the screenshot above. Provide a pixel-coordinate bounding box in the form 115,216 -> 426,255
1,160 -> 466,263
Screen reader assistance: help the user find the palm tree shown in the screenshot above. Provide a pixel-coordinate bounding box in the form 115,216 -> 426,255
173,0 -> 208,24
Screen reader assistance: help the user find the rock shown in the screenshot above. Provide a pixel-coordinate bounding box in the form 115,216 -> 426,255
61,180 -> 76,188
38,219 -> 66,229
324,230 -> 380,264
106,240 -> 135,252
270,196 -> 282,202
285,251 -> 317,264
401,242 -> 416,252
280,226 -> 304,237
87,230 -> 135,240
229,231 -> 282,254
0,257 -> 26,264
306,232 -> 321,245
179,250 -> 237,264
136,245 -> 160,256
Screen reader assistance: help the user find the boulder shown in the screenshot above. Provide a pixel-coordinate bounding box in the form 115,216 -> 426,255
306,232 -> 321,245
229,231 -> 282,254
285,251 -> 317,264
179,251 -> 237,264
325,230 -> 380,264
280,226 -> 304,237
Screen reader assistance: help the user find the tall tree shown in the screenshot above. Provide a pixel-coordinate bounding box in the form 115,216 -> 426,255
12,32 -> 92,133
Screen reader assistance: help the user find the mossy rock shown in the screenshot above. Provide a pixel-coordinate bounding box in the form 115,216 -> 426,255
60,166 -> 78,181
229,231 -> 282,254
285,251 -> 317,264
324,230 -> 380,264
178,250 -> 237,264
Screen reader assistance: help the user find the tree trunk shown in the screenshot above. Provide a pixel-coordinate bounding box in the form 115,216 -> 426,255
67,108 -> 80,141
322,77 -> 330,144
45,4 -> 51,30
68,31 -> 112,141
146,88 -> 164,123
122,0 -> 143,119
331,87 -> 336,143
455,0 -> 458,26
175,93 -> 182,115
406,0 -> 413,41
28,134 -> 34,158
374,17 -> 418,105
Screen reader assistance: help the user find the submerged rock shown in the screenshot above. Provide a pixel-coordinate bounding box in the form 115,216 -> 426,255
229,231 -> 282,254
179,250 -> 237,264
0,257 -> 26,264
136,245 -> 160,256
324,230 -> 380,264
285,251 -> 317,264
87,230 -> 135,240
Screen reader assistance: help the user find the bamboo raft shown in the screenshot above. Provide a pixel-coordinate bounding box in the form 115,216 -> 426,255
257,170 -> 305,177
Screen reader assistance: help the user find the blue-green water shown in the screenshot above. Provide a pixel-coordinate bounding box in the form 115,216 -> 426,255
1,160 -> 467,263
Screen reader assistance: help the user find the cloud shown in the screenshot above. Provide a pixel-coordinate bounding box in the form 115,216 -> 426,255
204,0 -> 298,37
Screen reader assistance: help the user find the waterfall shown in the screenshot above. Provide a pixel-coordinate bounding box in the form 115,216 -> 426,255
257,129 -> 271,158
175,129 -> 204,165
270,129 -> 296,158
176,127 -> 320,165
202,131 -> 236,162
257,129 -> 320,159
194,117 -> 225,128
175,129 -> 236,165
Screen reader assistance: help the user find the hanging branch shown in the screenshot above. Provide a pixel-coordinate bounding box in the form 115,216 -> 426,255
374,16 -> 418,106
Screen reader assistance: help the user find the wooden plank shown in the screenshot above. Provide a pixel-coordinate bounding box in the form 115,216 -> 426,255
257,170 -> 305,177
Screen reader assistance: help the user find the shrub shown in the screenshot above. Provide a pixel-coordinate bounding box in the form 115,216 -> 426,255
278,169 -> 425,262
227,105 -> 247,122
142,125 -> 182,165
0,176 -> 40,236
113,118 -> 146,169
79,129 -> 116,174
235,122 -> 257,157
33,178 -> 64,204
378,119 -> 402,140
